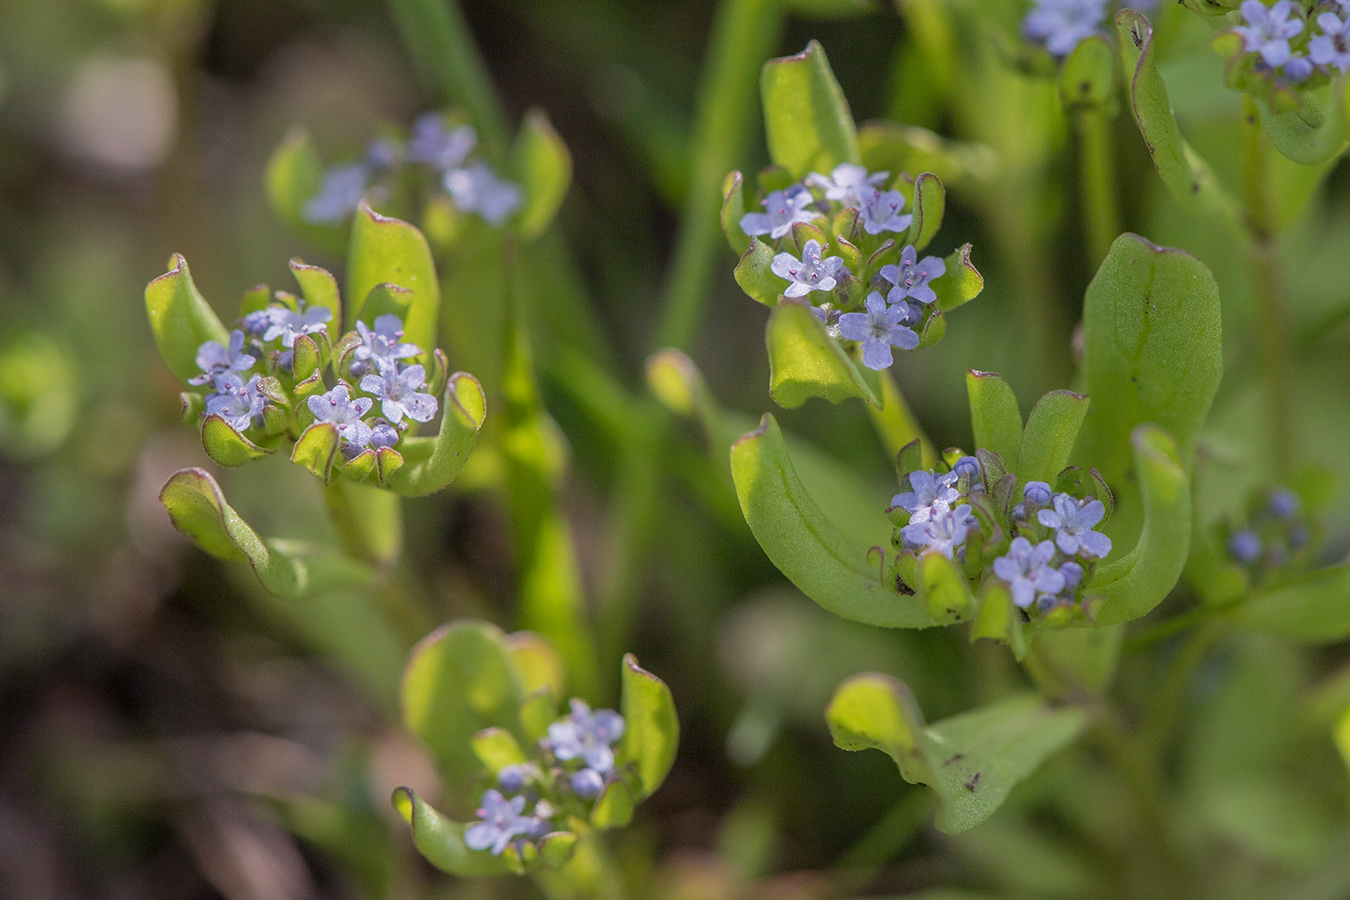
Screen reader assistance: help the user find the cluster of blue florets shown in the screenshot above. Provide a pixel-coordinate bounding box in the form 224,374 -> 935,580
891,455 -> 1113,616
1225,486 -> 1311,574
464,700 -> 626,857
1022,0 -> 1160,58
305,114 -> 522,226
739,163 -> 955,371
1227,0 -> 1350,84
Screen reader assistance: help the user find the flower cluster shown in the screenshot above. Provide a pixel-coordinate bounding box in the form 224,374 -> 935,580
739,163 -> 959,371
1022,0 -> 1160,58
890,454 -> 1113,619
305,113 -> 522,226
1226,0 -> 1350,85
465,700 -> 626,858
1224,486 -> 1312,575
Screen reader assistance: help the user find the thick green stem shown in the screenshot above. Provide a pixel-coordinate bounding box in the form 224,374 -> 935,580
653,0 -> 785,351
1076,106 -> 1120,269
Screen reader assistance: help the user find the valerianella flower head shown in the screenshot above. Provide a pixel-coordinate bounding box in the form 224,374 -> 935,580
892,469 -> 959,524
879,245 -> 946,305
838,292 -> 919,370
407,114 -> 477,171
304,162 -> 370,225
307,384 -> 373,448
189,330 -> 256,386
771,239 -> 845,299
739,186 -> 819,239
859,189 -> 913,235
353,314 -> 420,372
901,504 -> 977,560
444,162 -> 523,226
1311,12 -> 1350,71
464,789 -> 530,856
1038,493 -> 1112,559
993,537 -> 1066,609
360,363 -> 438,424
806,163 -> 889,208
1235,0 -> 1304,68
547,699 -> 625,774
1023,0 -> 1109,58
205,372 -> 265,432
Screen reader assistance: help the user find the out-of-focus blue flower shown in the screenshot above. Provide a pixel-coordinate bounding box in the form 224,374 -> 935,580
838,292 -> 919,370
1023,0 -> 1109,58
901,504 -> 977,559
307,384 -> 373,448
190,330 -> 256,386
360,363 -> 438,424
807,163 -> 889,208
407,114 -> 477,171
444,162 -> 522,225
497,763 -> 532,794
1268,487 -> 1301,519
993,537 -> 1066,609
1058,560 -> 1084,590
1234,0 -> 1304,68
879,245 -> 946,305
548,699 -> 626,773
570,769 -> 606,799
892,469 -> 960,524
1038,494 -> 1112,559
365,136 -> 402,171
858,189 -> 913,235
205,372 -> 266,432
304,162 -> 371,225
1229,528 -> 1262,563
1023,481 -> 1053,507
740,187 -> 820,239
771,239 -> 845,299
464,789 -> 531,856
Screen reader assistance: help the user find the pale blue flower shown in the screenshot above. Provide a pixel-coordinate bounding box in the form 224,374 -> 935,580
993,537 -> 1066,609
360,363 -> 438,424
837,292 -> 919,369
891,469 -> 959,524
570,769 -> 605,799
464,790 -> 531,856
806,163 -> 889,208
368,422 -> 399,450
1038,493 -> 1112,559
353,314 -> 420,374
445,162 -> 522,225
365,136 -> 401,170
190,330 -> 256,386
771,239 -> 845,299
1023,0 -> 1109,57
205,372 -> 265,432
879,245 -> 946,305
307,384 -> 373,448
304,162 -> 370,225
901,504 -> 976,559
497,763 -> 532,794
1058,560 -> 1084,590
1023,481 -> 1053,507
953,455 -> 982,486
1269,488 -> 1300,519
739,187 -> 819,239
1229,528 -> 1262,563
407,114 -> 476,171
547,699 -> 625,773
1235,0 -> 1304,68
859,189 -> 913,235
258,302 -> 332,348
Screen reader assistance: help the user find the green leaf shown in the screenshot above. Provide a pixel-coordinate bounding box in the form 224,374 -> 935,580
618,654 -> 679,799
1237,566 -> 1350,643
1090,425 -> 1191,626
401,620 -> 526,794
932,243 -> 984,312
1076,233 -> 1222,487
505,631 -> 566,699
859,121 -> 999,189
590,779 -> 635,828
265,128 -> 346,254
355,283 -> 414,332
159,468 -> 305,596
1058,33 -> 1116,112
903,173 -> 945,253
731,414 -> 933,627
1115,10 -> 1242,228
721,170 -> 749,255
200,415 -> 272,466
145,254 -> 229,384
767,300 -> 879,408
537,831 -> 578,870
291,422 -> 341,485
386,372 -> 486,496
512,109 -> 572,239
734,237 -> 784,306
966,370 -> 1022,466
1017,390 -> 1089,485
346,203 -> 439,357
288,259 -> 342,326
918,551 -> 975,622
1257,83 -> 1347,166
470,727 -> 528,772
826,675 -> 1086,834
391,787 -> 509,876
760,40 -> 861,179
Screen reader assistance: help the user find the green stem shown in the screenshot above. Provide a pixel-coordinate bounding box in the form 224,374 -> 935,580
1139,618 -> 1227,760
385,0 -> 509,155
653,0 -> 785,351
1076,106 -> 1120,269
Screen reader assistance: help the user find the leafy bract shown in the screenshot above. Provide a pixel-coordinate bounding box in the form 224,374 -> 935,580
1257,84 -> 1347,167
761,40 -> 861,179
826,674 -> 1085,833
346,203 -> 439,357
618,654 -> 679,799
1018,390 -> 1089,485
386,372 -> 486,496
145,255 -> 229,384
904,172 -> 945,253
767,300 -> 879,408
966,370 -> 1022,467
392,787 -> 510,877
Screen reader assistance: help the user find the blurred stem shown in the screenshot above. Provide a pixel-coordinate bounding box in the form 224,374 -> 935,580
1139,618 -> 1227,759
833,789 -> 930,878
653,0 -> 785,352
1075,106 -> 1120,269
1240,95 -> 1294,465
385,0 -> 509,155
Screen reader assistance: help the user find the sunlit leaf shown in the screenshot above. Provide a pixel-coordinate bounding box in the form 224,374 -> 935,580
386,372 -> 486,496
346,203 -> 439,358
618,654 -> 679,800
391,787 -> 509,876
145,254 -> 229,384
512,109 -> 572,239
761,40 -> 861,179
1017,390 -> 1089,485
201,414 -> 273,466
903,172 -> 945,253
966,370 -> 1022,467
767,300 -> 879,408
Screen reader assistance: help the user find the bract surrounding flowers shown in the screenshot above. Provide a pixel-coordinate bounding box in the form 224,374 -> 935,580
360,363 -> 438,424
307,384 -> 374,448
445,162 -> 523,225
806,163 -> 888,208
879,245 -> 946,305
838,292 -> 919,370
739,187 -> 819,239
771,239 -> 845,299
993,537 -> 1066,609
1038,494 -> 1112,559
547,699 -> 625,773
892,469 -> 959,524
189,330 -> 256,386
464,790 -> 531,856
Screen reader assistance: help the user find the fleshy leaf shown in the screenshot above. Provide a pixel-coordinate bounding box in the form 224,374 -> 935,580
355,283 -> 414,331
731,414 -> 933,627
590,779 -> 635,828
1017,390 -> 1089,485
537,832 -> 578,870
760,40 -> 861,179
826,675 -> 1085,834
1090,425 -> 1191,626
767,300 -> 879,408
346,203 -> 439,358
145,254 -> 229,384
391,787 -> 510,876
966,370 -> 1022,467
512,109 -> 572,239
470,727 -> 528,772
1257,83 -> 1346,166
903,172 -> 945,253
289,260 -> 341,326
201,415 -> 272,466
618,654 -> 679,800
918,551 -> 975,622
1236,566 -> 1350,643
1058,33 -> 1116,112
505,631 -> 566,699
291,422 -> 341,485
721,170 -> 749,255
734,237 -> 784,306
159,468 -> 305,596
386,372 -> 486,496
931,243 -> 983,312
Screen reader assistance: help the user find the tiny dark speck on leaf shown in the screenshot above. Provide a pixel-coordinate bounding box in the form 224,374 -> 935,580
1080,81 -> 1091,95
943,753 -> 965,767
896,575 -> 916,596
965,773 -> 982,792
1191,182 -> 1201,194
